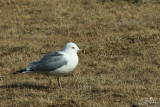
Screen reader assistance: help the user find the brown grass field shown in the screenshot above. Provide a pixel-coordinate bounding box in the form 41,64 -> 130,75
0,0 -> 160,106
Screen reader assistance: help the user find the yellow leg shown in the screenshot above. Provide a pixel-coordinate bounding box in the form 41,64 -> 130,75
57,76 -> 62,89
49,76 -> 53,88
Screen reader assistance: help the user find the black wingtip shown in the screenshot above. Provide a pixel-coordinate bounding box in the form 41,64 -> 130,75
13,69 -> 26,75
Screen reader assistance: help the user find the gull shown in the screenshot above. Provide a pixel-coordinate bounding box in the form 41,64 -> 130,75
13,42 -> 80,88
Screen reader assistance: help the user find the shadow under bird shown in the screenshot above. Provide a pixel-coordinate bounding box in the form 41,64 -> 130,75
13,42 -> 80,88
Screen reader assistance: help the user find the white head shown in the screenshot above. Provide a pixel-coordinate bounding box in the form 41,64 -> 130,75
63,42 -> 80,54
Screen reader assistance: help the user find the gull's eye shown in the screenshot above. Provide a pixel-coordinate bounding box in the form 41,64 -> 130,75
72,47 -> 75,49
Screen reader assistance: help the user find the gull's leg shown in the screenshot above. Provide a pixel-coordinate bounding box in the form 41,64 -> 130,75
48,76 -> 54,88
57,76 -> 62,89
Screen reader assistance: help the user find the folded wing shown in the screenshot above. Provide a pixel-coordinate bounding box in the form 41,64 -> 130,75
28,52 -> 68,71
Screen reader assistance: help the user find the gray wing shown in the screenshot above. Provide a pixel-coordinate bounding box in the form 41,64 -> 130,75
28,51 -> 68,71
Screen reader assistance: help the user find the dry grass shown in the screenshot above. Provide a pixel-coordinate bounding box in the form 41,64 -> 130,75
0,0 -> 160,106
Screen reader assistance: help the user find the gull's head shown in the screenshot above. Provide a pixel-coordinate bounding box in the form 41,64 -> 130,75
63,42 -> 80,54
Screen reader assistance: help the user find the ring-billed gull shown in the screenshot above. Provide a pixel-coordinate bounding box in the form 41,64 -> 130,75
13,42 -> 80,88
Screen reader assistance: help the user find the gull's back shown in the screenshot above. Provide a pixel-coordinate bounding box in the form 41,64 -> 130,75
27,51 -> 68,73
